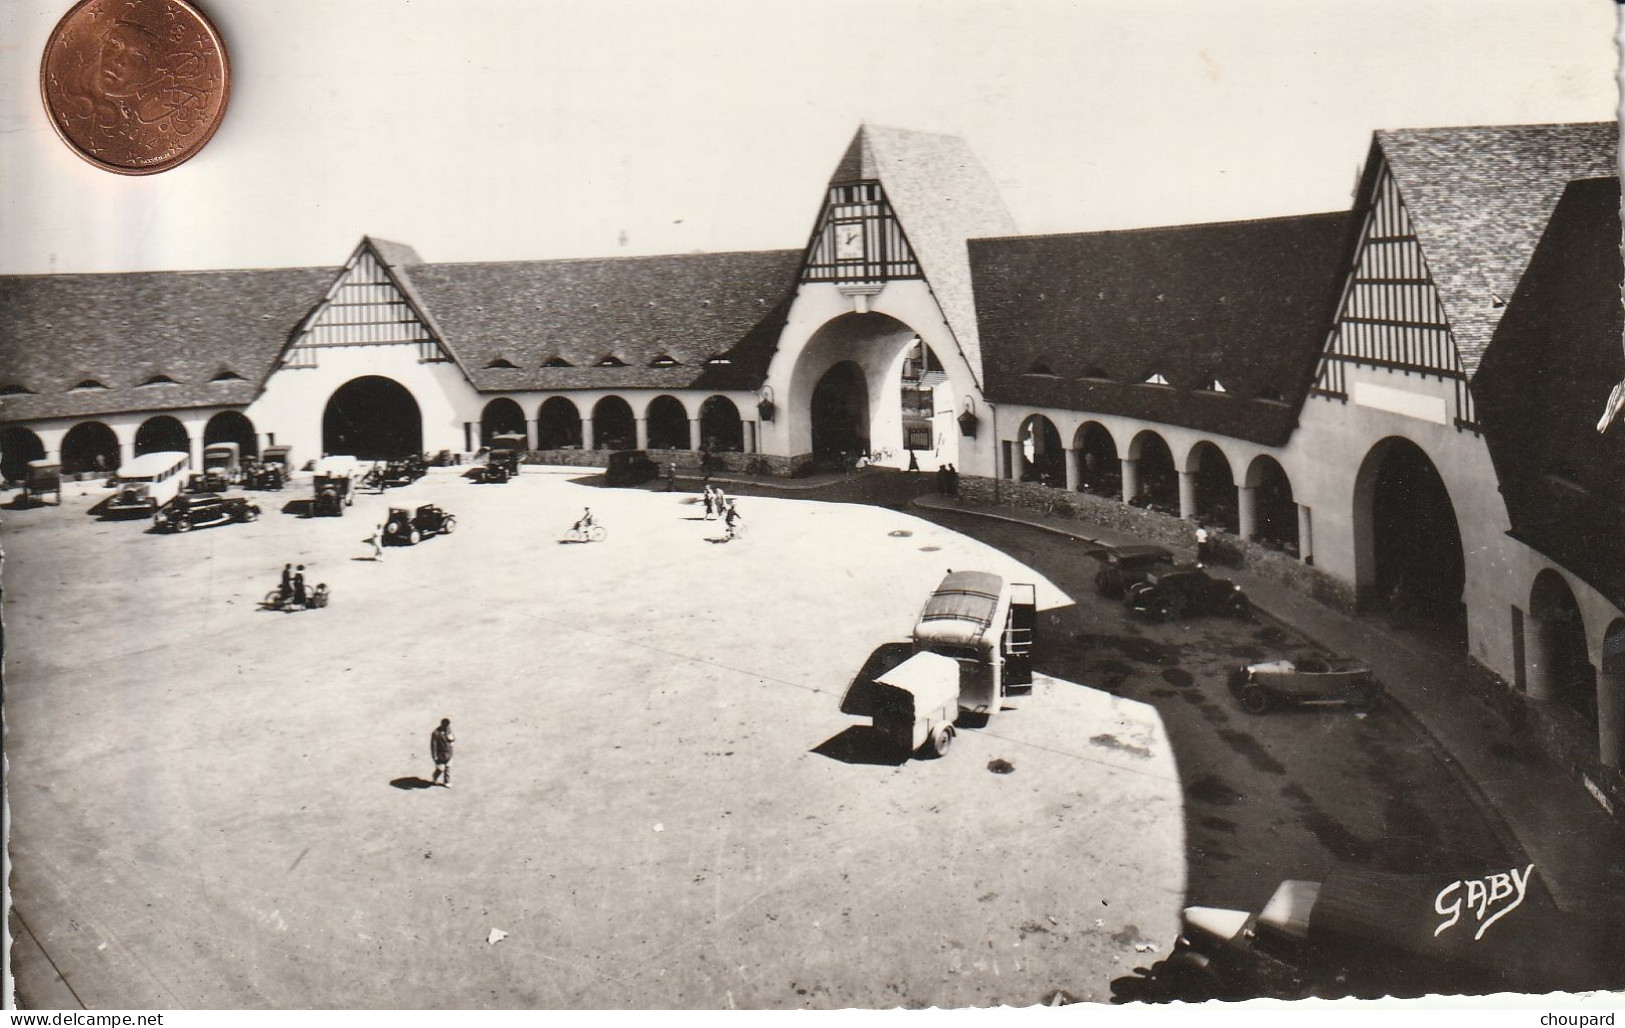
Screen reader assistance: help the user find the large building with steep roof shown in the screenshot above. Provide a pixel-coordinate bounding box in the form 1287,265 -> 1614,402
2,121 -> 1621,801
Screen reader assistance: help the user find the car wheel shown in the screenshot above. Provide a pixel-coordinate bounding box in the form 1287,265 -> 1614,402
926,724 -> 953,758
1240,685 -> 1271,715
408,529 -> 421,545
243,508 -> 259,522
441,517 -> 457,534
174,518 -> 193,533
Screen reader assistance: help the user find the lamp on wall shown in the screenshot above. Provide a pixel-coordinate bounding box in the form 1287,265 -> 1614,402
757,384 -> 776,422
957,396 -> 979,438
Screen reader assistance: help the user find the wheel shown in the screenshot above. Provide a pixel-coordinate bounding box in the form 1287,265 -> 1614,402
263,589 -> 284,609
408,528 -> 421,545
440,516 -> 457,534
730,522 -> 746,538
1240,685 -> 1272,715
174,518 -> 193,533
588,525 -> 607,542
926,724 -> 954,758
242,507 -> 259,522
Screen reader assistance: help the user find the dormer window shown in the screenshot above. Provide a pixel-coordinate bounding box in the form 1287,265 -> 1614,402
706,355 -> 733,366
0,384 -> 35,395
1143,373 -> 1171,386
140,374 -> 179,386
542,357 -> 574,368
1198,378 -> 1227,394
595,355 -> 627,368
71,379 -> 108,391
1255,386 -> 1286,403
485,357 -> 520,370
1025,362 -> 1057,377
649,355 -> 679,367
1079,366 -> 1110,381
210,369 -> 246,382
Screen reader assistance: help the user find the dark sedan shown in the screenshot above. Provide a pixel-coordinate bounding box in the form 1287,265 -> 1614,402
153,493 -> 260,533
1124,567 -> 1250,621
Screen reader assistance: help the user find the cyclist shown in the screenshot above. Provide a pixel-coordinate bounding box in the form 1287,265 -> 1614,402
572,507 -> 596,534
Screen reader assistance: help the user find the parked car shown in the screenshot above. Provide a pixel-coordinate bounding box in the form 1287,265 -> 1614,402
1124,567 -> 1250,620
152,493 -> 260,533
1227,655 -> 1382,714
188,468 -> 232,493
261,445 -> 294,476
384,456 -> 427,487
605,449 -> 659,487
1093,544 -> 1175,599
384,504 -> 456,545
242,459 -> 285,491
476,434 -> 525,483
312,456 -> 359,517
202,442 -> 242,485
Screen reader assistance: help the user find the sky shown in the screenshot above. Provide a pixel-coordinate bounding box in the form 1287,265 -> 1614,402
0,0 -> 1616,275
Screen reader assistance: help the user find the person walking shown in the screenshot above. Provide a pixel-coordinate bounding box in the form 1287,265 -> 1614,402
723,500 -> 743,541
292,565 -> 307,608
907,449 -> 920,472
1194,525 -> 1211,567
703,486 -> 715,520
665,462 -> 677,492
280,563 -> 293,604
368,523 -> 385,562
430,718 -> 455,788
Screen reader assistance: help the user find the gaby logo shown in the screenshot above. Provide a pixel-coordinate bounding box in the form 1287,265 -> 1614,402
1434,864 -> 1535,941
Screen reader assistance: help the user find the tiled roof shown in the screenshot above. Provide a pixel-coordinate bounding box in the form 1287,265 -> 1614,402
0,266 -> 335,423
971,212 -> 1358,447
1474,177 -> 1625,605
403,249 -> 802,392
1376,121 -> 1617,377
834,126 -> 1017,386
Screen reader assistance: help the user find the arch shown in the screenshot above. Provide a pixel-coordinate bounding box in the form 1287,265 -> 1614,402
592,396 -> 636,452
700,396 -> 744,453
322,376 -> 422,460
1072,421 -> 1119,496
60,421 -> 119,473
479,398 -> 527,445
1127,430 -> 1178,510
1016,414 -> 1065,487
134,415 -> 189,457
646,395 -> 690,450
1187,441 -> 1237,532
0,426 -> 46,483
1244,454 -> 1297,551
1530,571 -> 1596,729
204,411 -> 258,458
1352,436 -> 1466,638
810,361 -> 870,459
535,396 -> 582,450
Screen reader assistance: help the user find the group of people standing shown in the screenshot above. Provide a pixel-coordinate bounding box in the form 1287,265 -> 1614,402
701,484 -> 729,519
934,463 -> 960,496
273,563 -> 328,610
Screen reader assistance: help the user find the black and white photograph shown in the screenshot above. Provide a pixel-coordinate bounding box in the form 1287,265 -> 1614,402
2,0 -> 1621,1014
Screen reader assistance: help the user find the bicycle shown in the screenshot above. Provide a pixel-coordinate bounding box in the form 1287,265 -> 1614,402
563,524 -> 607,543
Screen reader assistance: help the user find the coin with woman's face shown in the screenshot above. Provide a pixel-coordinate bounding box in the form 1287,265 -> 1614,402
40,0 -> 230,175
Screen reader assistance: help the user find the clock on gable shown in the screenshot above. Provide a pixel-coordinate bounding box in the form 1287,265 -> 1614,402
835,221 -> 865,261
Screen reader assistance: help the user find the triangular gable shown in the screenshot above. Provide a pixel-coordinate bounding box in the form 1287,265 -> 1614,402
281,238 -> 454,370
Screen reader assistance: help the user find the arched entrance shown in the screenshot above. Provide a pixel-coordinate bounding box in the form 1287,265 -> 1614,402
1129,431 -> 1178,512
1073,422 -> 1119,496
61,421 -> 119,473
810,361 -> 869,460
700,396 -> 744,452
592,396 -> 635,452
204,411 -> 258,458
1,426 -> 46,483
1245,455 -> 1298,553
536,397 -> 581,450
135,415 -> 189,457
1353,437 -> 1465,637
480,398 -> 526,445
1529,571 -> 1595,735
322,376 -> 422,460
1017,415 -> 1064,487
1188,441 -> 1237,532
646,396 -> 690,450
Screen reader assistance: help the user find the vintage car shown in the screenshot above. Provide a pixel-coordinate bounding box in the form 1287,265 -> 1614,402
202,442 -> 242,485
384,456 -> 428,487
103,451 -> 190,518
1228,655 -> 1383,714
242,459 -> 286,491
261,445 -> 294,476
152,493 -> 260,533
188,468 -> 232,494
384,503 -> 456,545
604,449 -> 660,487
22,459 -> 61,506
1124,567 -> 1250,621
312,456 -> 359,517
1092,544 -> 1175,599
475,434 -> 525,483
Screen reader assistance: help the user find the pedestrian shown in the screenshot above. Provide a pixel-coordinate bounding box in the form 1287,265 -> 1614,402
946,464 -> 959,497
1195,525 -> 1211,567
280,563 -> 293,603
714,484 -> 727,514
292,565 -> 307,608
430,718 -> 454,788
908,449 -> 920,472
723,500 -> 742,541
703,486 -> 715,520
666,462 -> 677,492
368,523 -> 385,561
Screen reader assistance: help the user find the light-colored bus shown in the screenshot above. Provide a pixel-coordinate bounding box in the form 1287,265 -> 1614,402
910,570 -> 1037,718
104,451 -> 191,516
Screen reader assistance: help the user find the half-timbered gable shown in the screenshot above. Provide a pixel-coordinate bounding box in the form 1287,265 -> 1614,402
280,238 -> 453,371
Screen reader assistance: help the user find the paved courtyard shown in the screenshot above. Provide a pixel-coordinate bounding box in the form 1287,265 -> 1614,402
4,468 -> 1184,1009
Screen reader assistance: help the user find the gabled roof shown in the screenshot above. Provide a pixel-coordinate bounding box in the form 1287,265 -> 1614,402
0,266 -> 335,423
1474,177 -> 1625,605
832,126 -> 1017,385
971,211 -> 1358,446
404,249 -> 802,391
1374,121 -> 1617,377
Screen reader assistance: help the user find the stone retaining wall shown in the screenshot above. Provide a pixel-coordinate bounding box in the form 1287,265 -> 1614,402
517,449 -> 814,477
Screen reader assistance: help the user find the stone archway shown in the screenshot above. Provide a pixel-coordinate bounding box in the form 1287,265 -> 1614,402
1187,441 -> 1237,532
1073,422 -> 1119,496
646,396 -> 690,450
810,361 -> 870,460
592,396 -> 636,452
1529,570 -> 1595,733
60,421 -> 119,473
536,397 -> 582,450
480,398 -> 526,445
135,415 -> 189,457
700,396 -> 744,453
204,411 -> 259,458
0,426 -> 46,483
1017,414 -> 1064,487
1353,436 -> 1466,638
1244,455 -> 1297,552
322,376 -> 422,460
1127,431 -> 1178,512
